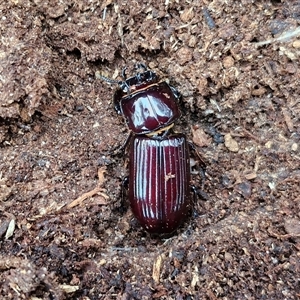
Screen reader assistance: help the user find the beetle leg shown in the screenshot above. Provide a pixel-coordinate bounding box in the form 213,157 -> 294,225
118,176 -> 129,213
108,132 -> 133,157
190,185 -> 209,221
169,85 -> 182,101
188,141 -> 206,170
191,185 -> 197,205
188,141 -> 206,192
191,185 -> 209,202
113,89 -> 124,114
121,67 -> 127,80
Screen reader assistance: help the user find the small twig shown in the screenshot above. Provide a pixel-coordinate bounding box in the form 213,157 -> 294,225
242,128 -> 261,143
268,228 -> 300,239
67,167 -> 109,208
255,26 -> 300,47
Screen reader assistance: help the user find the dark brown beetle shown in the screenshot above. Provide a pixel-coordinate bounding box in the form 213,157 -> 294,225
98,64 -> 196,234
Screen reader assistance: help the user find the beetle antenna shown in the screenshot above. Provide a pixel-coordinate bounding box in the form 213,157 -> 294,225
95,72 -> 121,85
95,71 -> 131,93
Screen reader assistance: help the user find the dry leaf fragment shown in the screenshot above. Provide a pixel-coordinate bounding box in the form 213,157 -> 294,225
5,219 -> 15,239
244,172 -> 257,180
192,127 -> 212,147
58,284 -> 79,293
152,254 -> 164,284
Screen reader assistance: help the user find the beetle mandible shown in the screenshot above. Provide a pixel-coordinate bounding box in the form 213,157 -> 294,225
98,64 -> 199,234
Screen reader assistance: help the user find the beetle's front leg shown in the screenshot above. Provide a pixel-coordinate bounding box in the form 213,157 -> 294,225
108,132 -> 133,157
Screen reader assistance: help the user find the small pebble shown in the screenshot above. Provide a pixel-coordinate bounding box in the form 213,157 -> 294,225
224,133 -> 239,152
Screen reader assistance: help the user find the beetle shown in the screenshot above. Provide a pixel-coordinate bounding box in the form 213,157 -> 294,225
97,64 -> 198,234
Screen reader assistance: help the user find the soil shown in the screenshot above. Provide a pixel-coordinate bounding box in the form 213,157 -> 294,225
0,0 -> 300,299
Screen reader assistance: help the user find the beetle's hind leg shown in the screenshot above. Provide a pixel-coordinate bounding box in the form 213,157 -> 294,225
188,141 -> 207,191
191,185 -> 209,202
118,176 -> 129,213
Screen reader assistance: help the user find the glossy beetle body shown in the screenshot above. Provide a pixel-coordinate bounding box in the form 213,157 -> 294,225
129,134 -> 190,233
98,65 -> 192,234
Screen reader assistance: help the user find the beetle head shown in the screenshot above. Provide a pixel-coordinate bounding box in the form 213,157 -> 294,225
96,64 -> 159,94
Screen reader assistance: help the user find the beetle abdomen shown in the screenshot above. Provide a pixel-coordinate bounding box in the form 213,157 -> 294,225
129,134 -> 190,233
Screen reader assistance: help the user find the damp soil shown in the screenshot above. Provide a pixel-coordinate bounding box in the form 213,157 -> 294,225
0,1 -> 300,299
